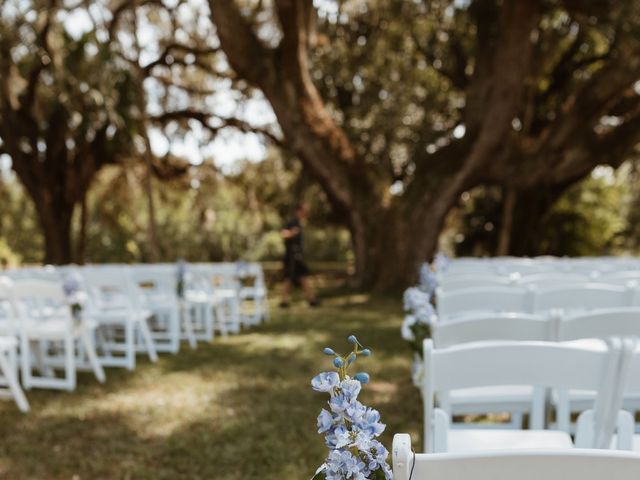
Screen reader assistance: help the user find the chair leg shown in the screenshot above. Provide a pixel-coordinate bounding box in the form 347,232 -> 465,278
137,319 -> 158,362
0,349 -> 30,413
182,309 -> 197,350
510,412 -> 524,429
20,335 -> 32,391
125,320 -> 136,371
80,331 -> 106,384
556,390 -> 570,433
215,303 -> 228,336
64,335 -> 76,391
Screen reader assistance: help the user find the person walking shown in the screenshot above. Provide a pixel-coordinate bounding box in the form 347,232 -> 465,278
280,203 -> 319,308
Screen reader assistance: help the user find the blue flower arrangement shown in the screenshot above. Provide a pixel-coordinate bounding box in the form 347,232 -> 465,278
311,336 -> 392,480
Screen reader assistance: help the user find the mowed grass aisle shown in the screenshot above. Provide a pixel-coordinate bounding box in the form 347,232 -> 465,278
0,291 -> 422,479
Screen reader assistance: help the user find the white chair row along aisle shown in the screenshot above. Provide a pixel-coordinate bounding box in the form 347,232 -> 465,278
0,261 -> 270,412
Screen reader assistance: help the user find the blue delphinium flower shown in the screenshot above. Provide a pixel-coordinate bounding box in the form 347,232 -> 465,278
419,263 -> 439,295
312,372 -> 340,393
311,337 -> 392,480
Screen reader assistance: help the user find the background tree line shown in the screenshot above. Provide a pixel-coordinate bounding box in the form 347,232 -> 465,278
1,0 -> 639,289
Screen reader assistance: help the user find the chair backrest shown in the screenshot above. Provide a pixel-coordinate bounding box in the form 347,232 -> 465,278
438,276 -> 512,291
558,308 -> 640,342
533,284 -> 631,313
81,267 -> 140,310
436,286 -> 532,320
432,313 -> 552,348
516,273 -> 590,288
421,339 -> 618,452
392,434 -> 640,480
130,266 -> 178,303
0,277 -> 18,334
11,278 -> 73,326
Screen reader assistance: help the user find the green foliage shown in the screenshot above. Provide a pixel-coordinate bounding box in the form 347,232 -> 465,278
0,176 -> 43,264
540,168 -> 630,256
453,166 -> 633,257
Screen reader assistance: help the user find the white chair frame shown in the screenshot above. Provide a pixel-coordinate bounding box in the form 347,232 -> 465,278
12,279 -> 105,391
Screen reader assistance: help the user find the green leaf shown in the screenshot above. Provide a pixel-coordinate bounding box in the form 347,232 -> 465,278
311,471 -> 327,480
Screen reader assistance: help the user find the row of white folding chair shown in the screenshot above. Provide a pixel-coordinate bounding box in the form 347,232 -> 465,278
421,339 -> 628,454
0,276 -> 105,393
430,309 -> 640,433
436,284 -> 639,321
392,434 -> 640,480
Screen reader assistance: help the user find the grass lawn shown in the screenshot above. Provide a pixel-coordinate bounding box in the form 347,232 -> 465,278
0,287 -> 422,479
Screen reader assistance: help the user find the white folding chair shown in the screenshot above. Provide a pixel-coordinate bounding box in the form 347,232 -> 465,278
236,262 -> 269,326
192,265 -> 241,334
0,278 -> 29,412
82,268 -> 157,370
392,434 -> 640,480
12,279 -> 105,391
130,265 -> 190,352
422,339 -> 619,453
436,286 -> 533,321
430,313 -> 553,430
612,342 -> 640,450
554,308 -> 640,433
183,268 -> 227,338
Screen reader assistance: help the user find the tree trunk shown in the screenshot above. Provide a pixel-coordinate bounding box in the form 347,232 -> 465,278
349,203 -> 448,291
507,187 -> 564,256
496,187 -> 516,255
75,191 -> 88,265
34,197 -> 75,265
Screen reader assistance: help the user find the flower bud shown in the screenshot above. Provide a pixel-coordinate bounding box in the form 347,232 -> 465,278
323,347 -> 336,356
361,349 -> 372,356
333,357 -> 344,368
347,335 -> 358,344
347,352 -> 356,365
354,372 -> 370,384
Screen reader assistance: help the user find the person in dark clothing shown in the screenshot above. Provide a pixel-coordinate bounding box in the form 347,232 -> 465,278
280,203 -> 318,307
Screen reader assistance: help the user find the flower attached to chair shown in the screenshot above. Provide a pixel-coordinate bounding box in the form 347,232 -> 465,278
311,336 -> 392,480
418,263 -> 438,296
62,273 -> 88,322
433,251 -> 450,273
401,287 -> 436,347
401,287 -> 436,386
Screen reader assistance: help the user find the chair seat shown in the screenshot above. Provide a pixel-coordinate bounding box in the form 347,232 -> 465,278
22,318 -> 96,339
91,308 -> 151,323
239,287 -> 266,299
184,291 -> 222,305
447,386 -> 535,413
213,289 -> 238,300
0,336 -> 17,351
447,429 -> 574,453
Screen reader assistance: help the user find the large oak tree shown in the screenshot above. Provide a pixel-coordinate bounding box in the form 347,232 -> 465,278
207,0 -> 640,289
